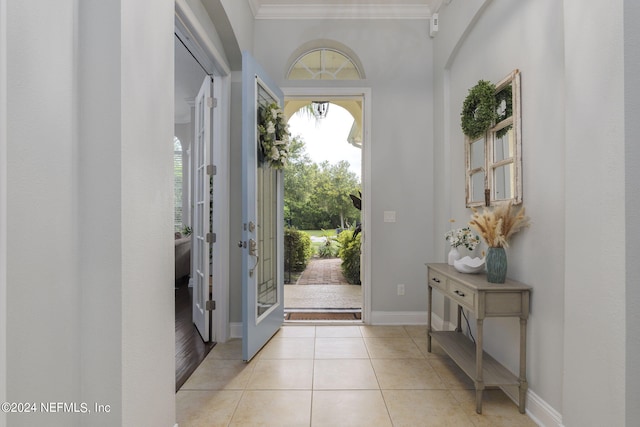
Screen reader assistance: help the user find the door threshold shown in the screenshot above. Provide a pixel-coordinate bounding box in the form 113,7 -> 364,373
284,307 -> 362,313
284,308 -> 362,322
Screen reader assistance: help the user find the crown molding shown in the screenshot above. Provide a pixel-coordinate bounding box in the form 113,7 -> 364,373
248,0 -> 261,17
251,3 -> 432,20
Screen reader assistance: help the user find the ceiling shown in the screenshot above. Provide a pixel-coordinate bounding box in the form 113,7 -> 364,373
248,0 -> 444,19
175,0 -> 447,123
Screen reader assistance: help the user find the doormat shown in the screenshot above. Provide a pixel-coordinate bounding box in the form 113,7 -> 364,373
285,312 -> 361,321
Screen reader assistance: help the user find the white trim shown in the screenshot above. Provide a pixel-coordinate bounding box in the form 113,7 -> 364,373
369,310 -> 457,332
175,0 -> 231,343
522,389 -> 564,427
370,311 -> 427,325
230,322 -> 243,339
174,0 -> 230,75
253,4 -> 432,20
211,75 -> 231,343
282,87 -> 372,324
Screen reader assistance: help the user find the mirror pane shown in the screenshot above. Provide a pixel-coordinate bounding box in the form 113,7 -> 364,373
493,163 -> 514,200
496,84 -> 512,122
470,171 -> 485,203
493,126 -> 514,162
470,137 -> 485,169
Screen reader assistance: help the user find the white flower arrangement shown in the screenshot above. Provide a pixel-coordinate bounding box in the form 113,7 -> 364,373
445,226 -> 480,250
257,102 -> 291,169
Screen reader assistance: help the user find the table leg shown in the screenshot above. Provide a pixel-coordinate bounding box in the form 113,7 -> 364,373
519,317 -> 528,414
475,318 -> 484,414
456,305 -> 462,332
427,285 -> 432,352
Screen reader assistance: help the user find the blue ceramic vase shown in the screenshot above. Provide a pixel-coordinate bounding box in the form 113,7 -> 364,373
486,247 -> 507,283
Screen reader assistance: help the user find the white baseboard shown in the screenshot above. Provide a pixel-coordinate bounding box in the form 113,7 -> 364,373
229,322 -> 242,339
524,389 -> 564,427
369,310 -> 455,331
369,310 -> 427,325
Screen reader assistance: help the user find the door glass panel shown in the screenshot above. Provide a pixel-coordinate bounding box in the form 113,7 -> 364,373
256,83 -> 279,321
257,166 -> 278,318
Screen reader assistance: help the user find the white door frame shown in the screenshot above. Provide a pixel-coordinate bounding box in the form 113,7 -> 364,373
282,87 -> 372,324
175,0 -> 230,342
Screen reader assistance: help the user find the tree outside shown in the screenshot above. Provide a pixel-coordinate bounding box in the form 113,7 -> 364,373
284,135 -> 361,231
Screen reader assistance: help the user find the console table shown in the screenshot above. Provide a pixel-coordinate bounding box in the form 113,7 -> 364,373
426,263 -> 531,414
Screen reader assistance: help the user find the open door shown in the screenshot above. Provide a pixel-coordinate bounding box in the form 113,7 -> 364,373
192,75 -> 214,342
241,52 -> 284,361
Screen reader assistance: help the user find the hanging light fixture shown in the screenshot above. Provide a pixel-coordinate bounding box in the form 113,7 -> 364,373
311,101 -> 330,119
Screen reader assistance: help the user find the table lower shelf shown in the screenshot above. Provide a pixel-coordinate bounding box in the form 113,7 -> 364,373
430,331 -> 519,387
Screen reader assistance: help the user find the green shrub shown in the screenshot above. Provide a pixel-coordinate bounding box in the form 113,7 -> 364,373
284,228 -> 312,272
317,236 -> 338,258
316,231 -> 338,258
337,229 -> 361,284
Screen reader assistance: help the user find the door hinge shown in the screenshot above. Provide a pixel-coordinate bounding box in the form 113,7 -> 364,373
205,300 -> 216,311
207,164 -> 217,176
206,232 -> 216,243
207,97 -> 217,109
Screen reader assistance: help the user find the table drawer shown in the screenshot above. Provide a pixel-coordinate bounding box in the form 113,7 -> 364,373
428,270 -> 448,292
448,280 -> 475,310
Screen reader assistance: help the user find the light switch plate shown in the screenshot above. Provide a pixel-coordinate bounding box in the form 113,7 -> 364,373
384,211 -> 396,223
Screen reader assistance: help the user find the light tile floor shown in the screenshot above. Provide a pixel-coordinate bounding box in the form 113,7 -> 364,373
176,325 -> 538,427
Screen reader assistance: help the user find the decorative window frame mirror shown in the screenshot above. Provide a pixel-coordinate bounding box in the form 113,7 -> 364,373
465,69 -> 522,207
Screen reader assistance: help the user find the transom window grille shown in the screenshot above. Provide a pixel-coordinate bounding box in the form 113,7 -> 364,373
287,48 -> 362,80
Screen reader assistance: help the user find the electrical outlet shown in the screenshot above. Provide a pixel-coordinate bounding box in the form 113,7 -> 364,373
397,284 -> 405,296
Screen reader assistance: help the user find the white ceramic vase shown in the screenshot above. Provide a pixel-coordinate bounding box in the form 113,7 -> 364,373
447,247 -> 461,266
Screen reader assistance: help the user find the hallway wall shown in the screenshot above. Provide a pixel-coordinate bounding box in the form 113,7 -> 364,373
2,1 -> 175,425
625,2 -> 640,424
434,0 -> 634,425
433,0 -> 566,417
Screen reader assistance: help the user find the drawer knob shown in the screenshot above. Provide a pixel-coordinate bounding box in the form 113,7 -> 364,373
432,278 -> 440,283
454,290 -> 466,297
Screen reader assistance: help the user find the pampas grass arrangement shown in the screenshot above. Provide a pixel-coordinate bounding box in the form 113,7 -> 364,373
469,202 -> 530,248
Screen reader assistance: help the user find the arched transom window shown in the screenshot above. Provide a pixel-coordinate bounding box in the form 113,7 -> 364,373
287,48 -> 363,80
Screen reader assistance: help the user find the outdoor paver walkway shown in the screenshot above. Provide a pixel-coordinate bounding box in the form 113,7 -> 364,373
295,258 -> 349,285
284,284 -> 361,309
285,257 -> 361,310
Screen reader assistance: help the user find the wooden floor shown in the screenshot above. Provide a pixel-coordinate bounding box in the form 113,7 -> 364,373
175,277 -> 216,391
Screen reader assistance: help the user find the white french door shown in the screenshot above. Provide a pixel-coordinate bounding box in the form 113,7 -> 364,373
241,52 -> 284,361
192,75 -> 214,342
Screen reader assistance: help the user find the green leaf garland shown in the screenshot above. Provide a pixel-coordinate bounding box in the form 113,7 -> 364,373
460,80 -> 498,139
